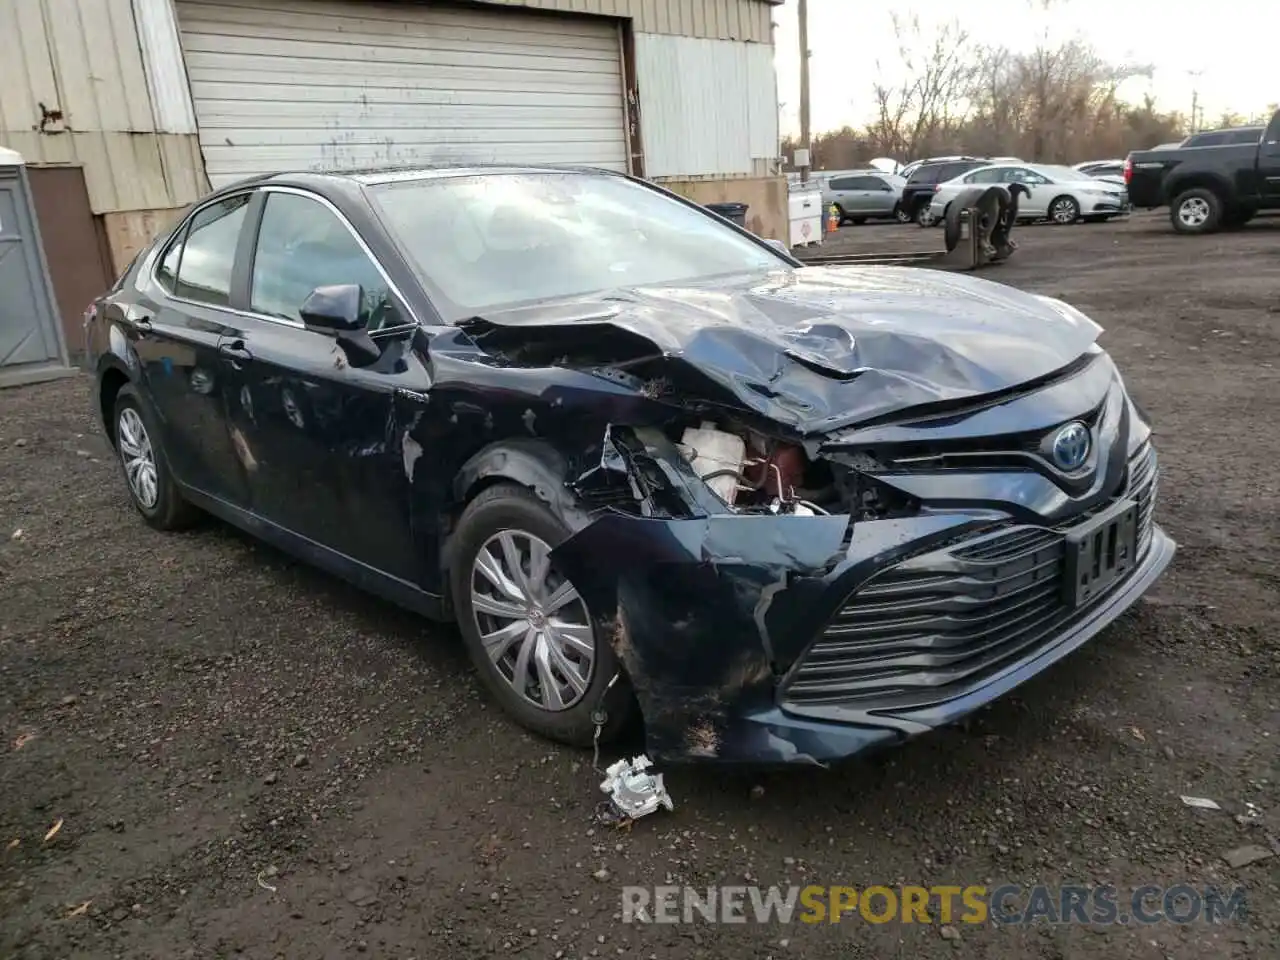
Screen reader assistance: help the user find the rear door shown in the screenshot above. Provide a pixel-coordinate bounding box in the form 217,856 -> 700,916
131,194 -> 254,506
826,176 -> 858,213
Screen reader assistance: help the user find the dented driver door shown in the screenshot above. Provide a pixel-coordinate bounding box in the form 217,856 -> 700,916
221,187 -> 427,583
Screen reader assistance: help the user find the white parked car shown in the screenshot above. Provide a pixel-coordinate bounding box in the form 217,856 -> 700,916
927,163 -> 1130,225
1073,159 -> 1126,186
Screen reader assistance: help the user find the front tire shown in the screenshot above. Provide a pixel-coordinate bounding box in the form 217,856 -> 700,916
1049,195 -> 1080,224
449,482 -> 635,748
112,384 -> 199,531
1170,188 -> 1222,235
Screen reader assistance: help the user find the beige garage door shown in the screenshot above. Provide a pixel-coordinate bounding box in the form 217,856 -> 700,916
175,0 -> 629,186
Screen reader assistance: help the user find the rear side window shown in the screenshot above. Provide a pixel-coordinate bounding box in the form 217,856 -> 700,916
828,177 -> 856,190
172,195 -> 251,307
1185,132 -> 1226,147
965,168 -> 1004,184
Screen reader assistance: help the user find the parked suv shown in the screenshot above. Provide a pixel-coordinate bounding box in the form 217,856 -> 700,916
821,171 -> 909,224
901,159 -> 992,225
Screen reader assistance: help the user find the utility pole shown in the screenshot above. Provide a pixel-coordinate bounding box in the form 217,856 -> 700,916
1188,70 -> 1203,134
798,0 -> 811,183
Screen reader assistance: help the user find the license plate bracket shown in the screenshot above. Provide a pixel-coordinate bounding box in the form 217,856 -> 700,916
1064,499 -> 1139,608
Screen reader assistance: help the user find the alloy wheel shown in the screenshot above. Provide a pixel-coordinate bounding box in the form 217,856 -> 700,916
469,530 -> 595,712
1178,197 -> 1210,228
1051,199 -> 1079,224
117,407 -> 159,509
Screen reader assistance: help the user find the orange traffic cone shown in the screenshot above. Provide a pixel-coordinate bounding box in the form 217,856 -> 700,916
827,203 -> 840,234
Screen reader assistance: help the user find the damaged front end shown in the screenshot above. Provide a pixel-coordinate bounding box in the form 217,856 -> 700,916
456,278 -> 1174,766
545,378 -> 1172,767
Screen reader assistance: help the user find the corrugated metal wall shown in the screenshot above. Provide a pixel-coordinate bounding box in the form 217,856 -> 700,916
0,0 -> 206,214
633,33 -> 778,179
450,0 -> 773,43
0,0 -> 780,218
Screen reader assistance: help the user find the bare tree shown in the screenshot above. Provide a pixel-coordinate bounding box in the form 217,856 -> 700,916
866,15 -> 976,158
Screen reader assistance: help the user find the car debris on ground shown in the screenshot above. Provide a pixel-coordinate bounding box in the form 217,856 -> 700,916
598,756 -> 674,825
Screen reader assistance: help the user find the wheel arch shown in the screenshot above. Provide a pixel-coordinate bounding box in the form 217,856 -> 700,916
1165,172 -> 1232,205
96,356 -> 134,446
441,438 -> 595,584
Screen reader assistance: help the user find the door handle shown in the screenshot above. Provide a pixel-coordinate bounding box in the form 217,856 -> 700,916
218,340 -> 253,367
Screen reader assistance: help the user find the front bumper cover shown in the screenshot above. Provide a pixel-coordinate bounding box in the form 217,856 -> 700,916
552,497 -> 1174,767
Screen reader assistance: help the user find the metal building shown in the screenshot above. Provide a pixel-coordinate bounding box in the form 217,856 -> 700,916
0,0 -> 785,297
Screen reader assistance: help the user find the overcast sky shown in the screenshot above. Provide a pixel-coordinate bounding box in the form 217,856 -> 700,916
772,0 -> 1274,137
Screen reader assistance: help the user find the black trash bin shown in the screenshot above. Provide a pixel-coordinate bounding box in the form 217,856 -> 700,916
704,201 -> 749,227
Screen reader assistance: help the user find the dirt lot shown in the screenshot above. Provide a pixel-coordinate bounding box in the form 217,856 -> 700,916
2,212 -> 1278,960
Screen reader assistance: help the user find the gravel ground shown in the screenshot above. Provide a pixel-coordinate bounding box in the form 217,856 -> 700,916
2,212 -> 1278,959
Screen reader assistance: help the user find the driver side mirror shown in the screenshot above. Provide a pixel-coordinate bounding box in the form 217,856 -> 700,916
300,284 -> 381,368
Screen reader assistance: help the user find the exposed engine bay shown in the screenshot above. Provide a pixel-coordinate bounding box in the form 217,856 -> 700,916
573,419 -> 918,524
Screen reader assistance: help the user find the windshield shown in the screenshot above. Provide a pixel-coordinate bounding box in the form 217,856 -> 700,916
1032,164 -> 1095,182
369,172 -> 787,321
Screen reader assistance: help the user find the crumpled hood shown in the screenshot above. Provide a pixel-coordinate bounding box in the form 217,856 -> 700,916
466,265 -> 1103,433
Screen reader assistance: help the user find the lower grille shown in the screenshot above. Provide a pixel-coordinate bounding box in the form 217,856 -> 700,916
782,444 -> 1159,708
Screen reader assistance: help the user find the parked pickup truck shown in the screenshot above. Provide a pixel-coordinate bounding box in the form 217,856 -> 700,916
1124,110 -> 1280,234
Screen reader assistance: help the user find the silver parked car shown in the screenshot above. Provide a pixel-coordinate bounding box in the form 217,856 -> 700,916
820,171 -> 909,224
929,163 -> 1130,225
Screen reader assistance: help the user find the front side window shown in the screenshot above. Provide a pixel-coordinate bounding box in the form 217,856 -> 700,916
250,192 -> 399,330
371,172 -> 786,322
1228,129 -> 1261,144
173,195 -> 250,307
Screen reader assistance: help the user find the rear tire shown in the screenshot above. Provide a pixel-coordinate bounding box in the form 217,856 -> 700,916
112,384 -> 200,531
915,204 -> 935,227
893,204 -> 912,223
1170,188 -> 1222,235
449,482 -> 635,748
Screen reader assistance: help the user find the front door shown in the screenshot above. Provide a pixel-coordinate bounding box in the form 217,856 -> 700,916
220,188 -> 424,583
0,171 -> 63,372
132,193 -> 252,507
1002,168 -> 1050,217
859,176 -> 896,216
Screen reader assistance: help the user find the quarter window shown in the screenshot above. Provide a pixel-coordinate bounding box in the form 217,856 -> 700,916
173,195 -> 250,307
250,192 -> 399,330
